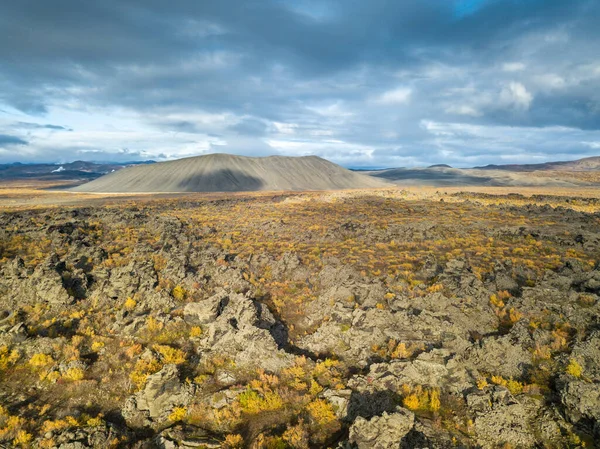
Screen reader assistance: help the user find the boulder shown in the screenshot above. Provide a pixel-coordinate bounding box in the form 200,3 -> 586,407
123,364 -> 194,425
463,335 -> 532,379
474,403 -> 536,448
349,408 -> 414,449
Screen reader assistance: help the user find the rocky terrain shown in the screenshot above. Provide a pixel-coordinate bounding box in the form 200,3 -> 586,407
72,154 -> 388,193
0,189 -> 599,448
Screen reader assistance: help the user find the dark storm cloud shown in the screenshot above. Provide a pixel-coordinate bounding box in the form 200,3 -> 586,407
0,0 -> 599,165
0,134 -> 28,147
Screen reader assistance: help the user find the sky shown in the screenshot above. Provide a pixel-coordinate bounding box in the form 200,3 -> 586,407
1,0 -> 599,168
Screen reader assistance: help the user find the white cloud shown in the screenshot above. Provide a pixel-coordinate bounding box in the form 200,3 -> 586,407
265,138 -> 375,162
305,101 -> 354,117
419,120 -> 600,166
271,122 -> 299,135
534,74 -> 566,90
502,62 -> 526,72
500,82 -> 533,111
376,87 -> 412,105
0,104 -> 230,163
582,141 -> 600,149
444,105 -> 482,117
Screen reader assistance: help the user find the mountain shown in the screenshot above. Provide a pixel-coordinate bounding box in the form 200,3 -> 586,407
72,153 -> 390,193
365,156 -> 600,187
474,156 -> 600,172
0,161 -> 154,182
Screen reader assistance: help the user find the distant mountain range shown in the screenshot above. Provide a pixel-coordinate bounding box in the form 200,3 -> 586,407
365,156 -> 600,187
473,156 -> 600,172
1,155 -> 599,189
0,160 -> 155,182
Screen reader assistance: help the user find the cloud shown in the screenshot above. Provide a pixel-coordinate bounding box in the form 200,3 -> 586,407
418,120 -> 600,166
533,74 -> 566,90
502,62 -> 526,72
14,122 -> 70,131
0,0 -> 598,166
500,82 -> 533,111
376,87 -> 412,105
228,118 -> 268,136
444,105 -> 482,117
0,134 -> 28,147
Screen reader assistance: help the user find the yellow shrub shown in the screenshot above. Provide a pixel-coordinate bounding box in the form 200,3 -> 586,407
86,416 -> 103,427
0,346 -> 20,369
146,316 -> 164,332
154,345 -> 186,365
125,343 -> 142,359
507,308 -> 523,324
426,283 -> 444,293
39,438 -> 56,449
401,385 -> 441,412
130,357 -> 162,390
403,394 -> 420,410
13,430 -> 32,446
506,379 -> 523,395
532,344 -> 551,361
430,389 -> 441,412
309,379 -> 323,396
489,294 -> 505,309
566,359 -> 583,378
42,371 -> 61,383
578,294 -> 596,307
498,291 -> 512,300
238,388 -> 283,414
223,434 -> 244,449
91,341 -> 105,352
491,375 -> 523,395
41,416 -> 79,433
124,297 -> 137,310
63,367 -> 85,381
172,285 -> 188,301
391,343 -> 411,359
189,326 -> 202,338
306,399 -> 337,426
551,326 -> 570,351
62,343 -> 80,362
282,421 -> 309,448
69,310 -> 85,320
491,375 -> 507,387
0,410 -> 29,447
168,407 -> 187,422
29,353 -> 54,367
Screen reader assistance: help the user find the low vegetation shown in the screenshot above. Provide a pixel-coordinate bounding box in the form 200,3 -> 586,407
0,188 -> 598,447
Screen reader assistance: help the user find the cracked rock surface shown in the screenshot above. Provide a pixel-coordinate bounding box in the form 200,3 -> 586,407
0,190 -> 598,447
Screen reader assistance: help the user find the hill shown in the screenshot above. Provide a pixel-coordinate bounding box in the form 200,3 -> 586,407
72,153 -> 390,193
474,156 -> 600,172
366,156 -> 600,187
0,160 -> 154,182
